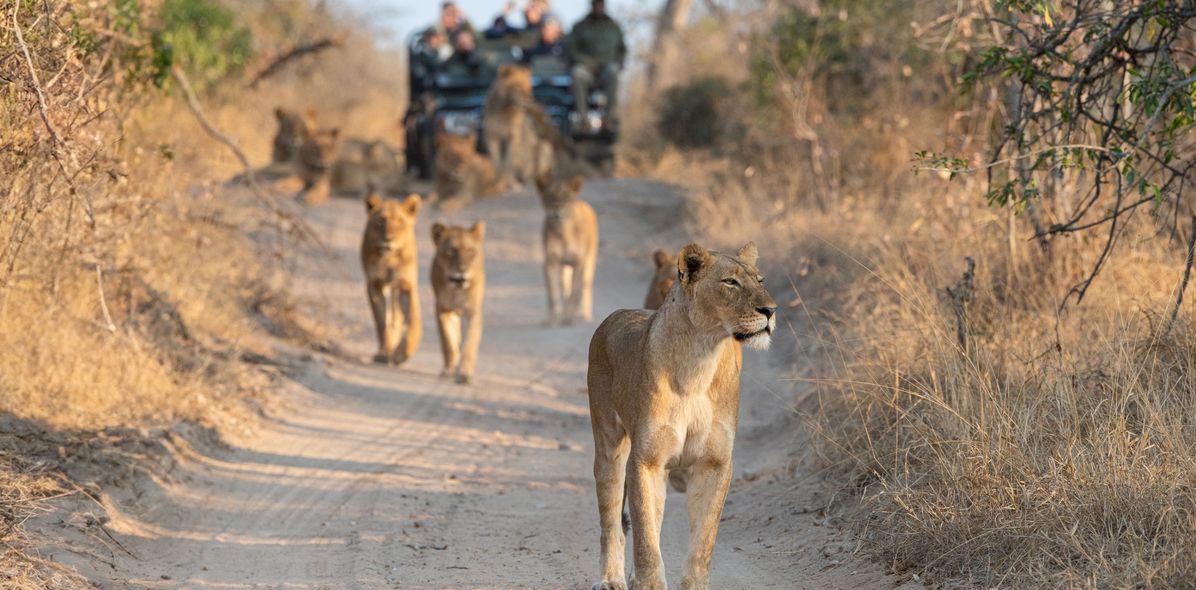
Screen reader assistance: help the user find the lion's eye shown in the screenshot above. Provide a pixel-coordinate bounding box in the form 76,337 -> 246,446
722,278 -> 741,288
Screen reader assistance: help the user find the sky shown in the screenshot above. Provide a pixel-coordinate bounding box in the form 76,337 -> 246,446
341,0 -> 657,46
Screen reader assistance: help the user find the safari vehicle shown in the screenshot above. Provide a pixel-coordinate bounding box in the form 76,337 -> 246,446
404,36 -> 617,180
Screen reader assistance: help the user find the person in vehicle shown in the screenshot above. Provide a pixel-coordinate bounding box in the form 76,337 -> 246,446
485,0 -> 550,49
441,29 -> 486,77
522,17 -> 565,63
411,29 -> 450,96
565,0 -> 625,127
435,1 -> 476,42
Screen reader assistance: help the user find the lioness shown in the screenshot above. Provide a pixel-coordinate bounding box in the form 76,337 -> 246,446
330,139 -> 406,198
430,222 -> 486,384
272,107 -> 317,164
586,243 -> 776,590
360,193 -> 422,365
433,131 -> 505,210
484,64 -> 557,186
643,249 -> 676,310
297,126 -> 340,192
536,174 -> 598,324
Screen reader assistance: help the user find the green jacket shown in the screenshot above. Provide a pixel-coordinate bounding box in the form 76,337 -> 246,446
565,14 -> 626,68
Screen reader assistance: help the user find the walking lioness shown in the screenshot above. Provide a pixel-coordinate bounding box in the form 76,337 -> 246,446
360,193 -> 422,365
484,64 -> 558,186
586,243 -> 776,590
430,222 -> 486,384
536,174 -> 598,324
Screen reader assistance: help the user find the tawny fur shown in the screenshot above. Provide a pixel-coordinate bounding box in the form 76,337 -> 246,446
586,242 -> 777,590
330,139 -> 406,198
433,132 -> 505,210
430,222 -> 487,384
484,64 -> 560,186
360,193 -> 423,365
536,175 -> 599,325
643,249 -> 677,310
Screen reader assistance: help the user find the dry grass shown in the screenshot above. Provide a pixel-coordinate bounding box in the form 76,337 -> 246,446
0,0 -> 402,583
625,2 -> 1196,586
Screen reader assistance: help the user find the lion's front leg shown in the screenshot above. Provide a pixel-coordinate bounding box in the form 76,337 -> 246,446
456,308 -> 483,384
627,456 -> 669,590
680,454 -> 733,590
367,281 -> 393,364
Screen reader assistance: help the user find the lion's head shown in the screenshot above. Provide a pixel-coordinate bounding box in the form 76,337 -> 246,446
272,107 -> 316,163
365,192 -> 421,250
645,249 -> 677,310
298,127 -> 340,187
676,242 -> 776,350
431,221 -> 485,289
535,174 -> 584,212
494,64 -> 533,96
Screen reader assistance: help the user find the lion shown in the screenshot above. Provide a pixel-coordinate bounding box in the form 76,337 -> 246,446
360,193 -> 422,365
586,242 -> 777,590
430,222 -> 486,384
433,131 -> 505,210
297,126 -> 340,193
484,64 -> 557,186
272,107 -> 317,164
536,174 -> 598,325
643,249 -> 676,310
330,139 -> 406,198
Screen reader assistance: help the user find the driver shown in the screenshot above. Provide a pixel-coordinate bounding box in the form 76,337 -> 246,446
523,17 -> 565,63
565,0 -> 625,129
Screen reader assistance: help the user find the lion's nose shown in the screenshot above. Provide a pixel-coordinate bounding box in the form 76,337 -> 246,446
757,306 -> 776,319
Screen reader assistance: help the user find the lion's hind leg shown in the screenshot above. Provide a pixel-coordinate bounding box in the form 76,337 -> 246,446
588,367 -> 629,589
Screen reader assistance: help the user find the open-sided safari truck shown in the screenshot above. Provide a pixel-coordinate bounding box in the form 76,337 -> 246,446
404,35 -> 617,180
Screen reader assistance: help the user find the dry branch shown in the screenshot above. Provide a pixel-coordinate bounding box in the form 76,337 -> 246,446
170,66 -> 328,251
247,34 -> 346,89
1169,215 -> 1196,330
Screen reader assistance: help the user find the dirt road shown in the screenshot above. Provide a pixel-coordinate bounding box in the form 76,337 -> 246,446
40,181 -> 915,589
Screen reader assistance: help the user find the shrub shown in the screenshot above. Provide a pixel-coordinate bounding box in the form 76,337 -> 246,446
158,0 -> 253,90
656,76 -> 742,149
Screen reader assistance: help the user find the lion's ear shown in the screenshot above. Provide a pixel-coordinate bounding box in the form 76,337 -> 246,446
274,107 -> 286,121
431,222 -> 447,244
470,221 -> 486,240
568,175 -> 585,194
678,244 -> 710,284
534,174 -> 551,195
365,193 -> 384,213
328,127 -> 340,140
403,193 -> 422,215
737,242 -> 758,267
653,249 -> 672,269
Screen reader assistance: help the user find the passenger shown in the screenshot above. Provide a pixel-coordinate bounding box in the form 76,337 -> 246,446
565,0 -> 625,127
435,1 -> 476,41
486,0 -> 550,49
523,17 -> 565,63
411,29 -> 450,96
441,29 -> 486,77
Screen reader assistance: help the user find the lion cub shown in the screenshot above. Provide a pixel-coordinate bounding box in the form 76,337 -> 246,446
587,243 -> 776,590
430,222 -> 486,384
360,193 -> 422,365
535,175 -> 598,324
643,249 -> 676,310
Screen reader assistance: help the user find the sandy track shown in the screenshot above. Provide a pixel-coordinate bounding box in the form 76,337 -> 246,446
39,180 -> 916,589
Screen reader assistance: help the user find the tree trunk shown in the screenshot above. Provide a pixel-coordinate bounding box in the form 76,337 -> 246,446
646,0 -> 694,91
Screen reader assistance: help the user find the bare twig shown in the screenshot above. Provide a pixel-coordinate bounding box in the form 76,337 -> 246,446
247,35 -> 346,89
94,263 -> 116,333
944,256 -> 976,352
170,66 -> 328,251
1168,215 -> 1196,330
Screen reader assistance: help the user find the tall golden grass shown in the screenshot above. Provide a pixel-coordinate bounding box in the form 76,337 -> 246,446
626,2 -> 1196,586
0,1 -> 403,585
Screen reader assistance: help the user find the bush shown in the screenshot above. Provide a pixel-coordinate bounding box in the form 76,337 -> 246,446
158,0 -> 253,90
656,76 -> 742,150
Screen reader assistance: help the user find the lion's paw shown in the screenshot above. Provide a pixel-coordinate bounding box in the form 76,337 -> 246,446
592,582 -> 626,590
